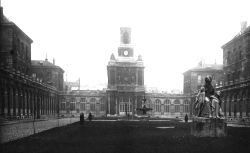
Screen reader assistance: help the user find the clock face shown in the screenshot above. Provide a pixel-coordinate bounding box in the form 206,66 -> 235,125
124,51 -> 128,56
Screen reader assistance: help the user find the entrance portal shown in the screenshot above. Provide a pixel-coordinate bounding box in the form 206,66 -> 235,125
119,102 -> 132,115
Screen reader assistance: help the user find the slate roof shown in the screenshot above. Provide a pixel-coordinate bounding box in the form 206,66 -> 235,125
31,60 -> 65,72
2,15 -> 12,23
190,64 -> 223,70
222,25 -> 250,48
183,64 -> 223,74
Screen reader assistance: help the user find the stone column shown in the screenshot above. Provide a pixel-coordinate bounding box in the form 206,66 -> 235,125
136,68 -> 138,85
135,96 -> 137,115
13,90 -> 16,116
233,99 -> 237,117
142,69 -> 144,85
246,94 -> 249,117
0,88 -> 2,116
19,91 -> 22,116
4,90 -> 8,117
108,97 -> 110,115
115,98 -> 117,115
23,92 -> 26,116
27,92 -> 30,116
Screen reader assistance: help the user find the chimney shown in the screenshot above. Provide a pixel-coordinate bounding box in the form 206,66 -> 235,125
240,21 -> 247,33
45,54 -> 48,61
0,5 -> 3,24
53,58 -> 55,65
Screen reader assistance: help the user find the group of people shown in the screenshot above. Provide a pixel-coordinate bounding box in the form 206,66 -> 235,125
194,75 -> 223,118
80,112 -> 92,125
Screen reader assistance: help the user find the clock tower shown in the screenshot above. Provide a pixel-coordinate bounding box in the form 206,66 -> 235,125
107,27 -> 145,116
118,27 -> 134,57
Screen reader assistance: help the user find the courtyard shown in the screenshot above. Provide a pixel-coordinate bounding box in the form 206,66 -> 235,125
0,118 -> 250,153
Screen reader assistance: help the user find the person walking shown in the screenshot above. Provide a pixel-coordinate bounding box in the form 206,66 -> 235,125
88,112 -> 92,121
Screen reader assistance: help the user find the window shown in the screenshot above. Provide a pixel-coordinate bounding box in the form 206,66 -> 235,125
239,46 -> 242,60
123,31 -> 129,44
71,98 -> 75,102
155,99 -> 161,112
47,72 -> 52,77
174,100 -> 180,112
60,103 -> 65,110
70,103 -> 75,110
120,103 -> 126,112
184,100 -> 189,112
80,98 -> 86,111
100,98 -> 105,111
90,98 -> 96,111
227,51 -> 231,65
32,73 -> 36,78
212,74 -> 215,80
197,75 -> 201,84
164,99 -> 170,112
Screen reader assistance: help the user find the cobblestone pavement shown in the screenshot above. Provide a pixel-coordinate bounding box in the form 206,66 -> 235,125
0,118 -> 79,144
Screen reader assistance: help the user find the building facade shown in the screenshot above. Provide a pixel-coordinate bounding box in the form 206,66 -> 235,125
106,27 -> 146,116
58,27 -> 191,118
219,22 -> 250,120
0,6 -> 60,119
189,22 -> 250,121
0,7 -> 33,76
183,61 -> 223,94
30,58 -> 64,91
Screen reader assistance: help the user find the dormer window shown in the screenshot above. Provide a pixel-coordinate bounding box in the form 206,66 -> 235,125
38,61 -> 44,65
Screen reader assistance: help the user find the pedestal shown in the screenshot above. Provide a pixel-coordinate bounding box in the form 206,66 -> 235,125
139,115 -> 149,121
191,117 -> 227,137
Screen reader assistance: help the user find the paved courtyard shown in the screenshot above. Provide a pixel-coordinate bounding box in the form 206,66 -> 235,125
1,118 -> 250,153
0,117 -> 79,144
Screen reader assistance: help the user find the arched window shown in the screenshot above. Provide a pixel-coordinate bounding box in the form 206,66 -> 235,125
80,98 -> 86,111
100,98 -> 105,111
123,31 -> 129,44
155,99 -> 161,112
174,100 -> 180,112
164,99 -> 170,112
70,98 -> 75,111
184,99 -> 189,112
90,98 -> 96,111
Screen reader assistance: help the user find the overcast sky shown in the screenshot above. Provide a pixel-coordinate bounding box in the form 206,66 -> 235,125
2,0 -> 250,91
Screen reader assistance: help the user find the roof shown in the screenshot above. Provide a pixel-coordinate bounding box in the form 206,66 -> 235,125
183,63 -> 223,75
1,11 -> 33,43
222,25 -> 250,48
2,15 -> 12,23
31,60 -> 65,72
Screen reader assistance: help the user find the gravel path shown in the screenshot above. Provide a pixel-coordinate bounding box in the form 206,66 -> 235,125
0,118 -> 79,144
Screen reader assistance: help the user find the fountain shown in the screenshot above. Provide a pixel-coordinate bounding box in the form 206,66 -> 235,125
136,96 -> 153,121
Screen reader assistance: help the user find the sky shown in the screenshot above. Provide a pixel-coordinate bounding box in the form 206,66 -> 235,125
1,0 -> 250,91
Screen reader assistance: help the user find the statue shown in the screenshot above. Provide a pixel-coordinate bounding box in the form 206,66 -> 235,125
195,75 -> 221,118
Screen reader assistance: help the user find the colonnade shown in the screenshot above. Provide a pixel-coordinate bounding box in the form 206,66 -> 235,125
0,69 -> 59,119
